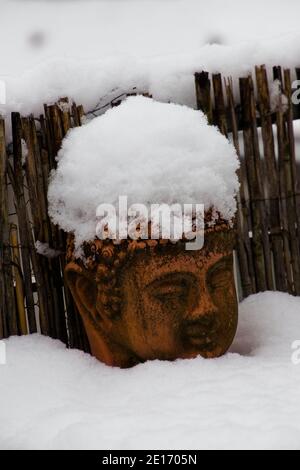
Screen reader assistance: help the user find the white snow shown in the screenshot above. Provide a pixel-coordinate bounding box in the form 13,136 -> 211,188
1,1 -> 300,124
35,241 -> 62,259
48,96 -> 239,244
269,79 -> 288,114
1,0 -> 300,452
0,291 -> 299,450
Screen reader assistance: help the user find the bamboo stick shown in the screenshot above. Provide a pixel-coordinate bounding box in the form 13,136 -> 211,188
43,105 -> 55,169
212,74 -> 228,137
0,117 -> 7,339
246,75 -> 274,290
51,102 -> 80,346
194,72 -> 213,124
11,112 -> 37,333
29,117 -> 50,238
47,106 -> 69,344
24,115 -> 69,340
10,224 -> 28,335
255,65 -> 287,291
58,98 -> 72,136
40,101 -> 83,346
72,102 -> 80,127
22,116 -> 52,336
49,104 -> 63,156
226,79 -> 255,297
77,105 -> 85,126
273,66 -> 294,294
0,118 -> 17,337
49,100 -> 90,350
239,76 -> 273,291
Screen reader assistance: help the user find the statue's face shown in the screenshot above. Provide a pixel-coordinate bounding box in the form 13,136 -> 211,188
66,239 -> 238,367
112,249 -> 238,363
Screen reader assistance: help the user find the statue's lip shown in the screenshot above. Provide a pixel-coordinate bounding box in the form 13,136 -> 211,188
182,321 -> 217,337
186,336 -> 215,348
182,320 -> 218,350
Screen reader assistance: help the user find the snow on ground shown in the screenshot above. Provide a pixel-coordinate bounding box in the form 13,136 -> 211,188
48,97 -> 239,243
0,291 -> 300,450
1,1 -> 300,451
1,0 -> 300,121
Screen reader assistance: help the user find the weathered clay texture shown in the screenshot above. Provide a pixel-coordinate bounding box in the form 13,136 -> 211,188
65,227 -> 238,368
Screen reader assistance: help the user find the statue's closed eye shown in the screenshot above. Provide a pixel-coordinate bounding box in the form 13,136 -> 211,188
207,256 -> 233,292
154,284 -> 188,302
210,270 -> 232,291
146,274 -> 195,304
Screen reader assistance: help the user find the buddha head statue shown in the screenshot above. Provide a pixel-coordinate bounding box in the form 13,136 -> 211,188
48,96 -> 240,368
65,219 -> 238,368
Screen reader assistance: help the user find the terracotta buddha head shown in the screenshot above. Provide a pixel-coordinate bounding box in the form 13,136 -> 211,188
65,222 -> 238,368
48,97 -> 240,368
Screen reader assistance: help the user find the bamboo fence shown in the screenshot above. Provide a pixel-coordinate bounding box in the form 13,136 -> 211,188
0,66 -> 299,348
195,65 -> 300,297
1,100 -> 89,348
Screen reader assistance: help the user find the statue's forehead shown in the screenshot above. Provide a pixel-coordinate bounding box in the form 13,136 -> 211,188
128,249 -> 233,286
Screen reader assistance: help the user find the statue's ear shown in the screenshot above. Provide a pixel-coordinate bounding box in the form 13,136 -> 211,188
64,262 -> 119,366
64,262 -> 98,321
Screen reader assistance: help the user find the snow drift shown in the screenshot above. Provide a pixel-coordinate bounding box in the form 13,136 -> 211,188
0,292 -> 300,450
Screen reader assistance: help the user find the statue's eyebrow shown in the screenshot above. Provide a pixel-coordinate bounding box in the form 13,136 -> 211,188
145,272 -> 197,290
206,254 -> 233,278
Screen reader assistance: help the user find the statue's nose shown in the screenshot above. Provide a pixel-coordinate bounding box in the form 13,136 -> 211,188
185,287 -> 218,325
